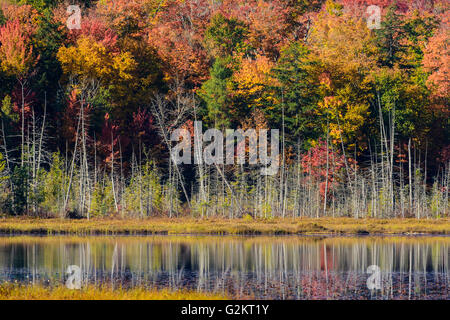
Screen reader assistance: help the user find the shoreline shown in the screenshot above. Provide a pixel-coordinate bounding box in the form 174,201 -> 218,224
0,217 -> 448,236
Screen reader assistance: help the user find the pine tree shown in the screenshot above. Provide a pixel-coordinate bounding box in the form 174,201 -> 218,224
199,56 -> 234,128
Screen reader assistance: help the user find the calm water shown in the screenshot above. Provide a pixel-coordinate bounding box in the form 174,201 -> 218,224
0,235 -> 448,300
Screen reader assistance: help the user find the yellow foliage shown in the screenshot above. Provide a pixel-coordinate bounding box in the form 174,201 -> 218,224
57,35 -> 136,84
310,10 -> 376,145
232,54 -> 278,109
0,19 -> 37,79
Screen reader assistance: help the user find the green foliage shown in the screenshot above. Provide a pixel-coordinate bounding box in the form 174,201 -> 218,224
41,152 -> 65,214
31,9 -> 65,100
205,13 -> 251,58
0,152 -> 7,181
199,56 -> 234,128
373,68 -> 431,141
90,179 -> 116,217
0,0 -> 446,220
271,42 -> 322,144
1,95 -> 19,123
325,0 -> 343,16
374,5 -> 406,68
0,7 -> 5,26
18,0 -> 59,11
124,161 -> 163,217
10,165 -> 28,215
401,11 -> 439,69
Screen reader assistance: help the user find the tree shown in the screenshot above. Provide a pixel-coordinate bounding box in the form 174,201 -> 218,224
0,19 -> 39,165
308,4 -> 377,148
301,138 -> 348,198
421,13 -> 449,169
57,32 -> 135,216
198,56 -> 234,128
204,13 -> 251,58
10,165 -> 28,214
374,3 -> 406,67
422,16 -> 449,111
57,35 -> 136,85
147,0 -> 211,87
271,42 -> 322,145
0,20 -> 36,78
42,152 -> 65,215
231,54 -> 276,113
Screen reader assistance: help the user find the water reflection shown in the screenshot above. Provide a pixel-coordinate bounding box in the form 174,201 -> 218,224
0,236 -> 448,299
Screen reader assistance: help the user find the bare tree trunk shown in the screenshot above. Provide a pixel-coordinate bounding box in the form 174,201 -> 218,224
31,107 -> 36,215
36,93 -> 46,178
138,142 -> 144,217
280,102 -> 285,217
1,119 -> 14,211
119,139 -> 125,217
152,94 -> 191,209
323,121 -> 329,217
193,102 -> 206,217
408,138 -> 412,215
20,80 -> 25,167
63,102 -> 82,214
111,132 -> 118,213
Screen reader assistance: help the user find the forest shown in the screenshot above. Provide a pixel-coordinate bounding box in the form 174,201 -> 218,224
0,0 -> 448,220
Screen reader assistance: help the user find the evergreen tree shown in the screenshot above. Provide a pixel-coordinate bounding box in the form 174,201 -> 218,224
374,4 -> 406,68
199,56 -> 234,128
271,42 -> 322,145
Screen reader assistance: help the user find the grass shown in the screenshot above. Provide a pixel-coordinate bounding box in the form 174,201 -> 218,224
0,283 -> 227,300
0,216 -> 448,235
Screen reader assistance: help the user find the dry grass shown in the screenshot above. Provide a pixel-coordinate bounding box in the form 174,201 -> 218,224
0,216 -> 448,235
0,283 -> 227,300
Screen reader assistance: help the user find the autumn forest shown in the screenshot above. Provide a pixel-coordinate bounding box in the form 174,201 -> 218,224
0,0 -> 448,220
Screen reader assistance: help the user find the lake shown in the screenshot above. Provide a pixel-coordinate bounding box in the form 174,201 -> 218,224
0,235 -> 448,299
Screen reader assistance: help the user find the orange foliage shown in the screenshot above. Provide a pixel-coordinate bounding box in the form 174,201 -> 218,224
147,0 -> 211,86
423,15 -> 449,113
232,54 -> 277,109
0,19 -> 38,79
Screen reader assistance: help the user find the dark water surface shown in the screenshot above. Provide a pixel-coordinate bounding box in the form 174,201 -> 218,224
0,235 -> 448,299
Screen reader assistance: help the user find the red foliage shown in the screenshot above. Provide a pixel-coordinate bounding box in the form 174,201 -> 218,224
96,0 -> 152,36
130,108 -> 158,147
11,83 -> 36,121
219,0 -> 294,59
98,112 -> 121,165
61,90 -> 92,145
301,272 -> 354,299
437,145 -> 450,165
66,16 -> 119,52
0,3 -> 39,34
148,0 -> 212,87
0,19 -> 38,78
301,139 -> 350,197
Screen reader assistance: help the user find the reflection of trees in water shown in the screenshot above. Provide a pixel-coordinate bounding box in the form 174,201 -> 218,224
0,238 -> 448,299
